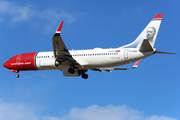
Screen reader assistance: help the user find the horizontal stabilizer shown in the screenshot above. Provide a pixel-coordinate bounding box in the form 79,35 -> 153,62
139,39 -> 153,52
133,60 -> 140,68
155,51 -> 176,54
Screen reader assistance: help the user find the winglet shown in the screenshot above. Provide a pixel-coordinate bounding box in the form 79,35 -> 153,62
153,14 -> 163,20
55,21 -> 64,34
133,60 -> 140,68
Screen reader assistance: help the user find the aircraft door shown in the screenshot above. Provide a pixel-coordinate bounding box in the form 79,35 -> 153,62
124,49 -> 128,59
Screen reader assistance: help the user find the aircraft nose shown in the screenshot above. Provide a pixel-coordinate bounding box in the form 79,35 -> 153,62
3,61 -> 9,68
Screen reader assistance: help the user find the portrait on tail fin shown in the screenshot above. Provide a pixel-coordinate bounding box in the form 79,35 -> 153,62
146,27 -> 156,47
137,26 -> 156,48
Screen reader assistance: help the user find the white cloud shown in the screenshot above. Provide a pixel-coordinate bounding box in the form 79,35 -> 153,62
0,1 -> 34,22
37,8 -> 77,32
0,101 -> 177,120
0,0 -> 78,25
0,100 -> 38,120
39,9 -> 76,24
57,105 -> 177,120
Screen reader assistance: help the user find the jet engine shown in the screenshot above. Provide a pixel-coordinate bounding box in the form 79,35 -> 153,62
40,59 -> 59,68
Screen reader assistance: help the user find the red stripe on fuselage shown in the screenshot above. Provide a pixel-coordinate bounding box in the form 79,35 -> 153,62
3,52 -> 37,71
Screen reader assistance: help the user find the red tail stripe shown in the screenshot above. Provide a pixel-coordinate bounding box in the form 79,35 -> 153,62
153,14 -> 163,19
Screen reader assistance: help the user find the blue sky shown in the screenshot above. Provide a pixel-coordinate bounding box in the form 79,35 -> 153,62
0,0 -> 180,120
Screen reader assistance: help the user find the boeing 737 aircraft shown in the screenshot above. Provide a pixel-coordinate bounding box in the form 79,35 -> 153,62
3,14 -> 175,79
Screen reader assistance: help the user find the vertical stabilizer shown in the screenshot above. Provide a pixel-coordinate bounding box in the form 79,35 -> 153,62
122,14 -> 163,48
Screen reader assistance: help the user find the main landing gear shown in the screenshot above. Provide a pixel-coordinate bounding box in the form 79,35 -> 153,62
81,73 -> 88,79
68,67 -> 88,79
68,67 -> 75,74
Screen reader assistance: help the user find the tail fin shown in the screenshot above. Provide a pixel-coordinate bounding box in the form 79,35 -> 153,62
122,14 -> 163,48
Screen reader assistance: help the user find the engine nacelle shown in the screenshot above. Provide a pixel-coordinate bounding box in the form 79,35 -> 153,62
40,59 -> 58,68
63,70 -> 81,77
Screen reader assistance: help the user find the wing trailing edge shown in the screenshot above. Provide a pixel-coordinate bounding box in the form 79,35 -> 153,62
91,60 -> 140,72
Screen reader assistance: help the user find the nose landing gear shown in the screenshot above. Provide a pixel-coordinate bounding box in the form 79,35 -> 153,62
15,71 -> 19,78
15,74 -> 20,78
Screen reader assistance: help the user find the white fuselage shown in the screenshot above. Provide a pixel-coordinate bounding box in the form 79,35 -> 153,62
35,47 -> 154,70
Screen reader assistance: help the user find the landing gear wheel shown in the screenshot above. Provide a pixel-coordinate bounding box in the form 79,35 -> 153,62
68,68 -> 75,74
81,73 -> 88,79
15,74 -> 19,78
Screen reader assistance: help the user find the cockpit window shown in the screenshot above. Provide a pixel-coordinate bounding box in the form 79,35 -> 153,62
9,58 -> 13,60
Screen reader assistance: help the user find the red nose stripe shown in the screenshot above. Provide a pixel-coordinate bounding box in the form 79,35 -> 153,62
3,52 -> 37,71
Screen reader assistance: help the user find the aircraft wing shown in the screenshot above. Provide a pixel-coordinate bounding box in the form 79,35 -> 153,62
52,22 -> 75,62
91,60 -> 140,72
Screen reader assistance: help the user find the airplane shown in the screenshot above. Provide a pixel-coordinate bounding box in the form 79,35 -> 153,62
3,14 -> 175,79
